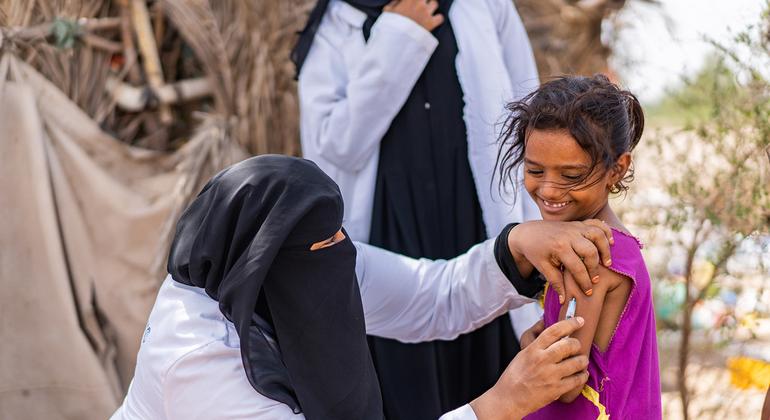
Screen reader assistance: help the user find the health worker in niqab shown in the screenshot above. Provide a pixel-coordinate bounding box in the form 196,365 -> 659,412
112,155 -> 613,420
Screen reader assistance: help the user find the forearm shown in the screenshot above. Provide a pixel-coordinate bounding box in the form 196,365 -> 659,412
494,0 -> 539,100
356,240 -> 532,342
506,223 -> 536,278
496,224 -> 543,298
470,389 -> 527,420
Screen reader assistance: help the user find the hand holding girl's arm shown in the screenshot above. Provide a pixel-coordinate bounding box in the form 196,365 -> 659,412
506,219 -> 614,302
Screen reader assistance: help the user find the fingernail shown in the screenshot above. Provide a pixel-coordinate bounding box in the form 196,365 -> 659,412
576,316 -> 584,325
559,294 -> 565,304
591,275 -> 600,284
605,259 -> 612,266
585,288 -> 593,296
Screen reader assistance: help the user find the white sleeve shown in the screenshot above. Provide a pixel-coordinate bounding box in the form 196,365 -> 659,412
355,239 -> 535,343
299,11 -> 437,172
491,0 -> 540,99
439,404 -> 479,420
163,342 -> 305,420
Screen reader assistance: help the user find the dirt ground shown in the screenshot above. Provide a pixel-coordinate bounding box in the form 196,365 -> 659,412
657,330 -> 768,419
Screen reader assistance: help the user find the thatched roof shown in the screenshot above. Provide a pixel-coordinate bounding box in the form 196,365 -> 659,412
0,0 -> 649,154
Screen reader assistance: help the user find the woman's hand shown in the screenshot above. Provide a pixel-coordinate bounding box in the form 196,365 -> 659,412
384,0 -> 444,32
519,319 -> 544,349
507,220 -> 614,304
470,318 -> 589,420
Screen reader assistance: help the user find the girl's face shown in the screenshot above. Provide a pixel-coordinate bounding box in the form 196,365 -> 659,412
523,129 -> 628,222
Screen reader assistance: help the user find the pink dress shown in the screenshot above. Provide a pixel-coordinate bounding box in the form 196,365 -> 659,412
525,229 -> 662,419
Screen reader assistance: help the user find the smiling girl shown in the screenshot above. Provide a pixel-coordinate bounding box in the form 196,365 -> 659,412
497,75 -> 662,419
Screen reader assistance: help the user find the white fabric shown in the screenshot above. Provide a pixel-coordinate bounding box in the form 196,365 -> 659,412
0,55 -> 247,420
356,239 -> 533,341
111,239 -> 532,419
298,0 -> 541,244
509,301 -> 545,342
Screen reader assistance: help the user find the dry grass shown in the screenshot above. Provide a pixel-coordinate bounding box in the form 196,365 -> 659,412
0,0 -> 311,155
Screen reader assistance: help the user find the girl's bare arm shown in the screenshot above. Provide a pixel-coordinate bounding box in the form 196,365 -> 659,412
556,266 -> 631,403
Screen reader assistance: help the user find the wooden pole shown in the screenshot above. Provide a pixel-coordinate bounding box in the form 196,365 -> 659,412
106,76 -> 212,111
119,1 -> 142,84
130,0 -> 172,124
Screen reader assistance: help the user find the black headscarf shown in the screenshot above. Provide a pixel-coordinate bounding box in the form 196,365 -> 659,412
167,155 -> 383,420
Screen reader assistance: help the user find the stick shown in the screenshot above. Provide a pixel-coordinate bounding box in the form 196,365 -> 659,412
3,17 -> 122,41
80,33 -> 123,53
153,2 -> 165,48
119,2 -> 142,84
106,76 -> 212,111
130,0 -> 172,124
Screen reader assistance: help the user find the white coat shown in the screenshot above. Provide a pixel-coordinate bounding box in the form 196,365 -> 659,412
298,0 -> 544,340
111,239 -> 534,419
298,0 -> 542,244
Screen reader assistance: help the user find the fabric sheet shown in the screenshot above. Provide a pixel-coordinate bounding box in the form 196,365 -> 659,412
0,54 -> 245,420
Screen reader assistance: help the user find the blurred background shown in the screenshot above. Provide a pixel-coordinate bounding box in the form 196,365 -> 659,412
0,1 -> 768,419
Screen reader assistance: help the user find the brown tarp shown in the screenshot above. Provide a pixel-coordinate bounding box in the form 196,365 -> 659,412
0,54 -> 246,419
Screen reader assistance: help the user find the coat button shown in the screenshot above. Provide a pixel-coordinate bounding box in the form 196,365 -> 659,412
424,102 -> 431,110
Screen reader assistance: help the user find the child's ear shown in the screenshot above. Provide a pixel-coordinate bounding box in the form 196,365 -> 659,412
608,153 -> 632,186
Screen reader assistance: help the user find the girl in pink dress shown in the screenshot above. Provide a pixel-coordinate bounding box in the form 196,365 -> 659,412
497,74 -> 662,419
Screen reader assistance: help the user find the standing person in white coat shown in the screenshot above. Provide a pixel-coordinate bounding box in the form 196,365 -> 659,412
112,155 -> 614,420
293,0 -> 542,417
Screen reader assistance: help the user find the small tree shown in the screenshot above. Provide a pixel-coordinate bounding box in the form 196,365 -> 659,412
645,15 -> 770,420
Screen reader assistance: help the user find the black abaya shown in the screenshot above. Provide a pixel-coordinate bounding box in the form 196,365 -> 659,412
292,2 -> 523,418
366,6 -> 521,420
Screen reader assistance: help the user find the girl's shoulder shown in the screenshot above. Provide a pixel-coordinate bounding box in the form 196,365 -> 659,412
610,227 -> 644,251
606,228 -> 646,285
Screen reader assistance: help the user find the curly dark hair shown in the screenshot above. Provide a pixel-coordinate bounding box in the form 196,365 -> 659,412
496,74 -> 644,195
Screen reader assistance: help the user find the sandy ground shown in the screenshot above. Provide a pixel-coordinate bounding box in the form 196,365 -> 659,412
657,330 -> 768,419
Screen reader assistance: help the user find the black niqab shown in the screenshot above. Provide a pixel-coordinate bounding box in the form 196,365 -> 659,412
167,155 -> 383,420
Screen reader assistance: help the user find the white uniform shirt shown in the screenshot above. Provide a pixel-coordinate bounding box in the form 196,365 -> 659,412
111,239 -> 534,419
299,0 -> 541,244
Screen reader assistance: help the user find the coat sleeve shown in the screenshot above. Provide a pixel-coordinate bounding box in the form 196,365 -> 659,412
439,404 -> 480,420
490,0 -> 540,99
355,239 -> 535,342
299,10 -> 437,173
